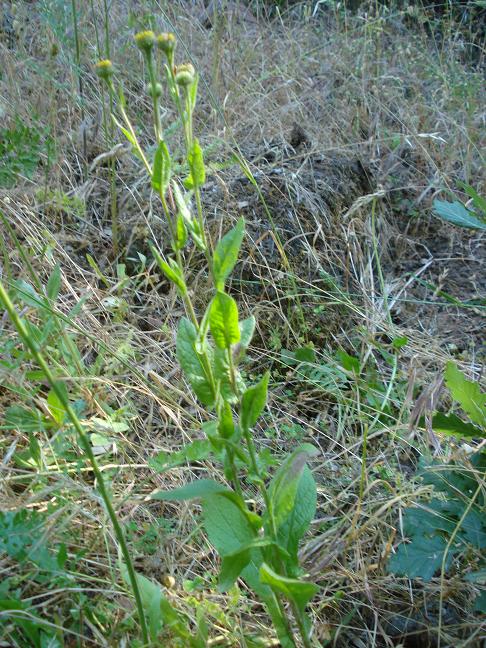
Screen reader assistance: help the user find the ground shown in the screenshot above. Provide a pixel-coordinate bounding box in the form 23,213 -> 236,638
0,1 -> 485,647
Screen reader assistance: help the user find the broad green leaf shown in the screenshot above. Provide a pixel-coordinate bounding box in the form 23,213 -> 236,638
433,199 -> 486,230
149,440 -> 212,472
240,372 -> 269,431
12,280 -> 43,308
152,140 -> 171,194
46,265 -> 61,301
461,183 -> 486,214
277,466 -> 317,574
209,292 -> 240,349
431,412 -> 484,439
5,406 -> 44,432
202,492 -> 257,557
445,362 -> 486,428
187,138 -> 205,186
267,445 -> 318,531
218,538 -> 287,592
151,247 -> 186,294
213,218 -> 245,291
219,550 -> 251,592
176,317 -> 215,406
388,534 -> 453,581
151,479 -> 227,501
259,563 -> 319,613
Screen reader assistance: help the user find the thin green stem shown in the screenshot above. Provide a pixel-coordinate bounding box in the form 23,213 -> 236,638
0,281 -> 149,645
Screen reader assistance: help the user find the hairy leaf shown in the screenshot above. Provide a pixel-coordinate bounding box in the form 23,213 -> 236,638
433,199 -> 486,230
152,140 -> 171,194
213,218 -> 245,291
176,318 -> 215,406
209,292 -> 240,349
240,372 -> 269,431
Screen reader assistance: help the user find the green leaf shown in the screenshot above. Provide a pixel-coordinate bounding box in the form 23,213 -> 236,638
433,199 -> 486,230
461,183 -> 486,215
176,317 -> 215,406
151,247 -> 186,294
277,466 -> 317,574
239,316 -> 256,350
267,445 -> 318,531
187,138 -> 205,186
202,492 -> 257,558
431,412 -> 484,439
151,479 -> 227,501
218,538 -> 286,592
259,563 -> 318,613
213,218 -> 245,291
173,213 -> 188,251
445,362 -> 486,428
46,383 -> 68,426
152,140 -> 171,194
217,401 -> 235,439
209,292 -> 240,349
149,440 -> 212,473
46,265 -> 61,301
388,534 -> 453,581
240,372 -> 269,431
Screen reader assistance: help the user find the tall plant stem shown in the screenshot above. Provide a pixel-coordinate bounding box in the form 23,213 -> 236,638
71,0 -> 87,177
0,281 -> 149,646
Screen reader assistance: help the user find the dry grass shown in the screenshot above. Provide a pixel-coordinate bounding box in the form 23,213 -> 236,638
0,1 -> 485,646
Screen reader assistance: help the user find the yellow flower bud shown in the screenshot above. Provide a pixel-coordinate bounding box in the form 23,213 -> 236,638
95,59 -> 114,81
134,30 -> 156,55
157,32 -> 176,56
174,63 -> 195,87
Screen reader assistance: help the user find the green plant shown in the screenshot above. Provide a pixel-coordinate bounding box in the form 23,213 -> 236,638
96,30 -> 319,646
0,118 -> 43,188
433,183 -> 486,230
388,362 -> 486,613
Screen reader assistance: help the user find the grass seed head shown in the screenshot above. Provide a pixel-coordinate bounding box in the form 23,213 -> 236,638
174,63 -> 195,87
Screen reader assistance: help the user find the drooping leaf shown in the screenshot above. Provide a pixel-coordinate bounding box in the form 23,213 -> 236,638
433,199 -> 486,230
240,372 -> 269,431
218,538 -> 286,592
176,317 -> 215,406
152,140 -> 171,194
151,247 -> 186,294
444,362 -> 486,428
209,292 -> 240,349
212,218 -> 245,291
259,563 -> 319,613
267,445 -> 318,531
239,316 -> 256,350
151,479 -> 227,501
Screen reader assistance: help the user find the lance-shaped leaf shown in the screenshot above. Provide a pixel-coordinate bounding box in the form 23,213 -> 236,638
176,317 -> 215,406
152,140 -> 171,194
267,444 -> 319,531
213,218 -> 245,291
151,478 -> 227,501
186,137 -> 205,188
209,292 -> 240,349
151,247 -> 186,294
240,372 -> 269,431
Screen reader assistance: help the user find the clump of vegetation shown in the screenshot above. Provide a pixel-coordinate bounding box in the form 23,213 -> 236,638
1,1 -> 485,646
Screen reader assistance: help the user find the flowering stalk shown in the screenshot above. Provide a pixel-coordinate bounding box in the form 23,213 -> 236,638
96,31 -> 319,647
